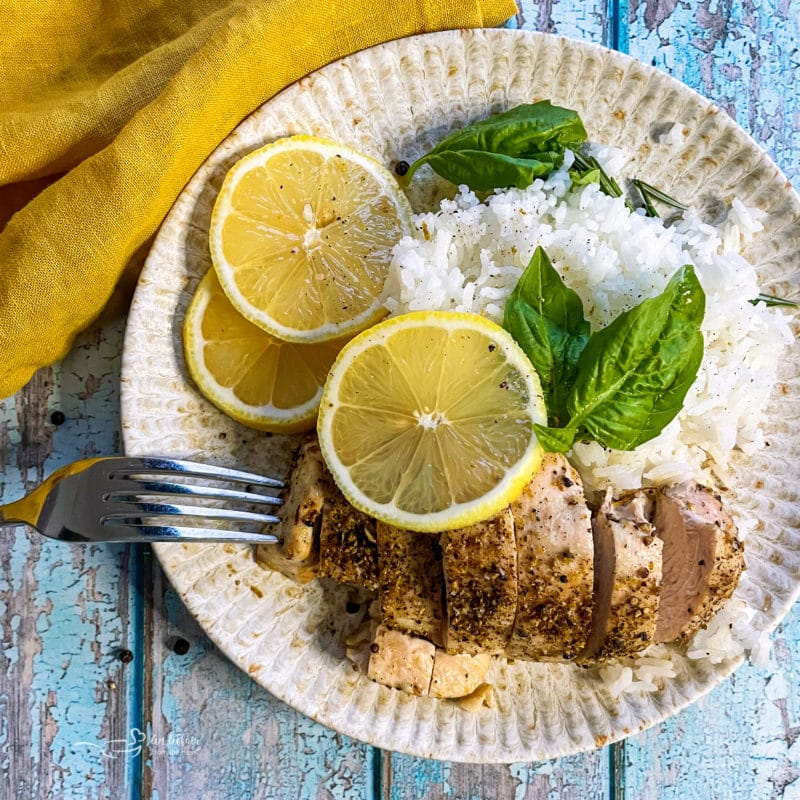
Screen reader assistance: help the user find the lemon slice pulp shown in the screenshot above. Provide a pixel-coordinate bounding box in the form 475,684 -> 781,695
209,135 -> 413,343
317,311 -> 547,532
184,270 -> 347,432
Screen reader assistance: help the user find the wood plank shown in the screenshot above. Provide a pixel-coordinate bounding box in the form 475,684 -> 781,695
142,562 -> 378,799
508,0 -> 615,45
383,751 -> 612,800
0,319 -> 142,800
621,0 -> 800,797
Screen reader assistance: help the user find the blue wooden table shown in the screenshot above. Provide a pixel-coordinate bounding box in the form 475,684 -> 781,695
2,2 -> 799,798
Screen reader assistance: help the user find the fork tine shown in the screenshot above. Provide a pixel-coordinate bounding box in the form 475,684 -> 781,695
100,522 -> 281,544
102,502 -> 282,526
105,481 -> 283,507
109,457 -> 285,488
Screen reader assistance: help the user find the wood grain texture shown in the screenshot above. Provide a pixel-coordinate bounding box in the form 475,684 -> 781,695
383,751 -> 611,800
0,319 -> 141,800
509,0 -> 615,45
142,562 -> 378,799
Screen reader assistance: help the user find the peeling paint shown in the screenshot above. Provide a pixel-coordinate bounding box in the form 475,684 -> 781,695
143,571 -> 380,799
641,0 -> 681,34
694,0 -> 734,52
0,319 -> 138,800
513,0 -> 608,41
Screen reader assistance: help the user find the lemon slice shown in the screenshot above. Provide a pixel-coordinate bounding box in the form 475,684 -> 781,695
184,270 -> 347,432
209,135 -> 413,343
317,311 -> 547,532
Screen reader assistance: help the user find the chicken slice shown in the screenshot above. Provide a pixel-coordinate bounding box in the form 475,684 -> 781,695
429,651 -> 492,699
578,488 -> 663,663
367,624 -> 435,695
653,480 -> 744,643
441,508 -> 516,655
255,436 -> 323,583
318,486 -> 379,591
506,453 -> 594,661
377,522 -> 444,646
366,624 -> 491,698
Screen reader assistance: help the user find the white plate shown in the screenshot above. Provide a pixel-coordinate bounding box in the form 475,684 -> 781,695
121,28 -> 800,762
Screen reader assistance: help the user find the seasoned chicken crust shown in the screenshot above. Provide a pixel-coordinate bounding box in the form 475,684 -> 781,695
442,508 -> 517,655
506,453 -> 594,662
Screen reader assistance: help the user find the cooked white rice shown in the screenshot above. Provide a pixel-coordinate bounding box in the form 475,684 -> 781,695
381,146 -> 795,693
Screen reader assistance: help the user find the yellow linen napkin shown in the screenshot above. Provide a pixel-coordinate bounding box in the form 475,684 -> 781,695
0,0 -> 515,399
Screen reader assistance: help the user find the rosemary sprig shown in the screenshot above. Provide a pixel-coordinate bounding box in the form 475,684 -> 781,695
570,154 -> 793,311
750,293 -> 798,308
633,180 -> 659,218
571,152 -> 635,211
632,179 -> 688,216
571,153 -> 689,219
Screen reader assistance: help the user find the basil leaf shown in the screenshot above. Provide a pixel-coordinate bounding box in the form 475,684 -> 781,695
565,264 -> 705,451
418,150 -> 562,192
568,167 -> 601,187
403,101 -> 587,190
534,423 -> 578,453
423,102 -> 587,158
502,247 -> 590,425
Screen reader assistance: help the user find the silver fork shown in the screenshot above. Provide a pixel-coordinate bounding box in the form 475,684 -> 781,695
0,456 -> 284,543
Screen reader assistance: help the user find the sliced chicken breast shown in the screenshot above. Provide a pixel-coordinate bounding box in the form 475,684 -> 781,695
255,436 -> 323,583
429,651 -> 492,699
377,523 -> 444,646
506,453 -> 594,661
367,624 -> 435,696
366,624 -> 491,698
578,488 -> 663,663
318,488 -> 380,591
441,508 -> 516,655
258,434 -> 380,590
653,480 -> 744,642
